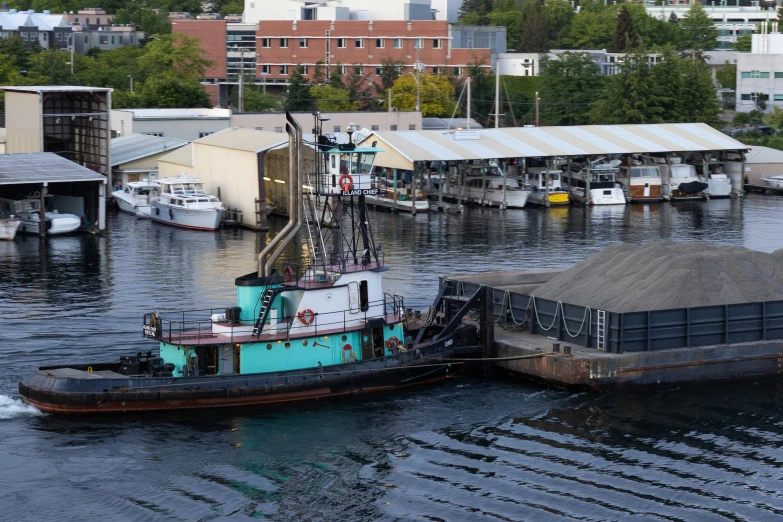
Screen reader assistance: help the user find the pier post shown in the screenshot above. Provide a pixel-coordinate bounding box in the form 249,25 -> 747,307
566,157 -> 572,202
412,163 -> 418,214
457,163 -> 465,212
480,285 -> 495,376
544,160 -> 551,208
438,162 -> 444,208
38,184 -> 47,238
585,160 -> 591,206
393,168 -> 398,208
482,161 -> 488,206
502,160 -> 508,210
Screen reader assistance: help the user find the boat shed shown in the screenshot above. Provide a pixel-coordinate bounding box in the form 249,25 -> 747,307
0,152 -> 107,232
361,123 -> 750,197
110,133 -> 188,189
157,127 -> 315,230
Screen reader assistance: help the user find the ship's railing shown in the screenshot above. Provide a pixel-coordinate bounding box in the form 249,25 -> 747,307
143,294 -> 404,345
278,251 -> 384,284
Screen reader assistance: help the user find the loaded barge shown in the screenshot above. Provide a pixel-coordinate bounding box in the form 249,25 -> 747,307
18,113 -> 488,414
444,242 -> 783,389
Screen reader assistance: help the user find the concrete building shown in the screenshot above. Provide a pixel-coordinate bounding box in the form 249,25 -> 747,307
0,9 -> 72,49
174,18 -> 502,105
643,2 -> 773,48
72,24 -> 144,54
244,0 -> 465,24
230,111 -> 423,133
736,32 -> 783,112
110,108 -> 232,141
110,133 -> 189,187
158,127 -> 310,230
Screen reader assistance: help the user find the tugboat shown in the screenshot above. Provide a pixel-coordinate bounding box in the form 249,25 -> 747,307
19,113 -> 485,414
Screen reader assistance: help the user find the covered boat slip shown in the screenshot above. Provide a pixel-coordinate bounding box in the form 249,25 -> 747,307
361,123 -> 748,206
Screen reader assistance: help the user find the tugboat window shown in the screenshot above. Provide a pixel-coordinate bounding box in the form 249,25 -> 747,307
360,280 -> 369,311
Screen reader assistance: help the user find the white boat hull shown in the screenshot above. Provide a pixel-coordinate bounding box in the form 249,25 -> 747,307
569,187 -> 626,205
762,177 -> 783,189
115,195 -> 151,216
150,202 -> 223,231
18,213 -> 81,235
441,186 -> 531,208
366,195 -> 430,212
0,218 -> 21,240
705,176 -> 732,198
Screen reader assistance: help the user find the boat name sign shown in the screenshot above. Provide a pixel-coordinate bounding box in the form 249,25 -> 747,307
143,313 -> 162,340
342,188 -> 380,196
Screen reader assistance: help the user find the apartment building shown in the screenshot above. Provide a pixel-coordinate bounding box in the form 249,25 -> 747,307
0,9 -> 72,49
736,31 -> 783,112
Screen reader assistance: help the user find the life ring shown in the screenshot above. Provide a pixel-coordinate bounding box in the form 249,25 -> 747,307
338,174 -> 354,193
385,336 -> 401,350
283,266 -> 294,282
87,366 -> 93,373
298,308 -> 315,325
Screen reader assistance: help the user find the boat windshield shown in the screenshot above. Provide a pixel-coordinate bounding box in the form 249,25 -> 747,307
351,152 -> 375,174
170,183 -> 206,195
631,167 -> 659,178
670,165 -> 696,178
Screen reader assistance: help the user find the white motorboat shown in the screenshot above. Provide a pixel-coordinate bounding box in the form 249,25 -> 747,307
567,159 -> 626,206
366,177 -> 430,213
113,180 -> 159,216
762,175 -> 783,188
0,196 -> 81,235
0,215 -> 21,240
439,173 -> 531,208
524,170 -> 569,206
620,161 -> 663,202
149,175 -> 224,231
667,160 -> 708,200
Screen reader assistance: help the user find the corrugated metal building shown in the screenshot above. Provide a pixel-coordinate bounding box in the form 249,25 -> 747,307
110,134 -> 188,188
744,146 -> 783,185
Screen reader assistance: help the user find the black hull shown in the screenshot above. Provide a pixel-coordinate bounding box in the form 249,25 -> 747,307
19,325 -> 480,414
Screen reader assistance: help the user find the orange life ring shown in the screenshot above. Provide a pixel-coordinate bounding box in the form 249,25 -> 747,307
297,308 -> 315,325
284,265 -> 294,282
338,174 -> 354,193
385,336 -> 401,350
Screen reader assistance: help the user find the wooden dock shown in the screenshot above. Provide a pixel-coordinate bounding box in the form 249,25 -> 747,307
744,183 -> 783,195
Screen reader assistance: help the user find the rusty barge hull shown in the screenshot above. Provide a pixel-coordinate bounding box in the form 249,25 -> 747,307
493,329 -> 783,390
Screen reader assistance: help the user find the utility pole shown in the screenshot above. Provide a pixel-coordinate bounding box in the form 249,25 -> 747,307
238,47 -> 245,113
128,74 -> 133,93
535,91 -> 540,127
388,88 -> 392,113
68,33 -> 74,75
467,76 -> 471,129
494,65 -> 500,129
414,43 -> 421,113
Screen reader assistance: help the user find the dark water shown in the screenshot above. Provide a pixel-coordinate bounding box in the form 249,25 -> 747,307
2,196 -> 783,521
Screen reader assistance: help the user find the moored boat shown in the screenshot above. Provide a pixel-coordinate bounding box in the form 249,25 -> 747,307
149,175 -> 224,231
440,171 -> 531,209
762,175 -> 783,188
621,163 -> 662,203
19,113 -> 483,415
566,159 -> 626,206
526,170 -> 569,206
113,180 -> 159,216
0,215 -> 20,240
667,159 -> 708,200
0,195 -> 81,235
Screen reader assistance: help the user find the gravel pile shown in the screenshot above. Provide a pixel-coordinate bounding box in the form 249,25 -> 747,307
532,241 -> 783,312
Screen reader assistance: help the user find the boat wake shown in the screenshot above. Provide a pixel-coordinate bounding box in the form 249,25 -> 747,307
0,394 -> 43,419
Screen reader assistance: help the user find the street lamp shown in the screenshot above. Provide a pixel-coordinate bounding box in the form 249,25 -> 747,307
127,74 -> 133,93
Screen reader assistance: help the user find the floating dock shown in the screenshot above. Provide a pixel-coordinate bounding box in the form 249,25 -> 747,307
744,183 -> 783,196
445,270 -> 783,389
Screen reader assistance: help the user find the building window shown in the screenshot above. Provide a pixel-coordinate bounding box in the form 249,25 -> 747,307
432,66 -> 440,74
744,70 -> 769,79
96,18 -> 101,24
375,66 -> 381,76
299,38 -> 308,48
261,64 -> 270,74
84,35 -> 88,43
741,94 -> 751,100
30,32 -> 37,39
433,39 -> 442,49
334,126 -> 341,132
355,38 -> 363,48
117,35 -> 123,44
301,65 -> 308,74
199,132 -> 214,138
414,38 -> 422,49
280,38 -> 288,48
74,17 -> 78,22
130,35 -> 134,43
390,125 -> 398,131
775,72 -> 783,79
111,36 -> 115,44
376,38 -> 384,48
372,125 -> 379,131
255,127 -> 264,131
21,33 -> 27,41
393,38 -> 402,48
143,132 -> 164,137
354,65 -> 362,75
339,65 -> 346,75
261,38 -> 270,48
279,65 -> 288,75
85,18 -> 90,24
409,124 -> 416,130
100,35 -> 108,44
275,126 -> 283,133
337,38 -> 346,48
774,94 -> 783,101
453,66 -> 462,77
42,32 -> 47,41
56,32 -> 62,41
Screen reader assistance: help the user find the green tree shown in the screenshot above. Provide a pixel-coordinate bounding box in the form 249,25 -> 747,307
0,34 -> 31,70
310,84 -> 355,111
679,1 -> 718,51
138,73 -> 211,108
465,61 -> 496,125
138,33 -> 214,78
487,0 -> 523,50
732,34 -> 752,51
763,106 -> 783,132
521,0 -> 550,52
651,50 -> 686,122
390,73 -> 456,117
329,63 -> 344,88
231,77 -> 279,112
311,61 -> 326,84
609,5 -> 638,52
458,0 -> 494,24
378,57 -> 405,91
590,50 -> 661,124
285,65 -> 313,112
544,0 -> 576,46
344,65 -> 374,111
715,62 -> 736,91
539,52 -> 604,125
733,109 -> 763,128
680,56 -> 722,127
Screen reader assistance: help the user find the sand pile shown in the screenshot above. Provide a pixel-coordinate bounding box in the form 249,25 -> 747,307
532,241 -> 783,312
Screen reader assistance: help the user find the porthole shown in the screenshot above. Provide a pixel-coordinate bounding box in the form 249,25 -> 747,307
285,342 -> 291,349
341,335 -> 347,341
388,325 -> 394,331
266,344 -> 272,350
303,340 -> 308,346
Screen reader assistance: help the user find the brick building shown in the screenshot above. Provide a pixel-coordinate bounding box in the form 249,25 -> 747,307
173,18 -> 503,107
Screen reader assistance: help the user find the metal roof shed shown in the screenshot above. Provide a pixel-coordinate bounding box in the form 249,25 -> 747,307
0,152 -> 107,231
111,133 -> 189,187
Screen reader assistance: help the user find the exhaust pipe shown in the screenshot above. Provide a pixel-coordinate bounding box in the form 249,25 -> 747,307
257,112 -> 302,276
